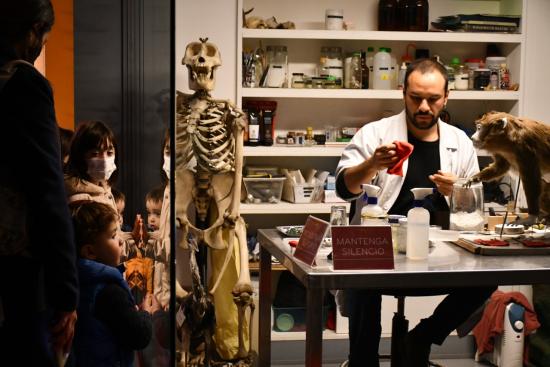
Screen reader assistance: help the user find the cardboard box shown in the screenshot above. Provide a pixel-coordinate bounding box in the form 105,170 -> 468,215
282,180 -> 324,203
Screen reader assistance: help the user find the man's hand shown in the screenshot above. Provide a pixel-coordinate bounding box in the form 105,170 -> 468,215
367,143 -> 398,171
50,310 -> 77,355
429,170 -> 457,196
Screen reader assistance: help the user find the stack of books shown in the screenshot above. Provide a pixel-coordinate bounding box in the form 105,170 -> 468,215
431,14 -> 521,33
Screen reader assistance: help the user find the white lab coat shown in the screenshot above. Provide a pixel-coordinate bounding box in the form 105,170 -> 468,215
335,110 -> 479,224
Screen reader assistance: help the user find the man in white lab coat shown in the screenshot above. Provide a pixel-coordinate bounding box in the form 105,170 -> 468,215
335,58 -> 496,367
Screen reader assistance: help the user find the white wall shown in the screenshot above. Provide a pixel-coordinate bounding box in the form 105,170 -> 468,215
175,0 -> 238,102
522,0 -> 550,123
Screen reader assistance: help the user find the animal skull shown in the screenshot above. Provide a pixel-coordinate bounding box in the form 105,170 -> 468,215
182,38 -> 221,92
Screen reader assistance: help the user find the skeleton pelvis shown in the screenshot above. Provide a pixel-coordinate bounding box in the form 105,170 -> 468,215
176,169 -> 236,250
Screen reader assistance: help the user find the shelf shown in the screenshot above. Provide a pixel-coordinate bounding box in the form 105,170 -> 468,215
242,88 -> 521,100
240,202 -> 350,214
271,328 -> 348,341
242,29 -> 523,44
244,145 -> 345,157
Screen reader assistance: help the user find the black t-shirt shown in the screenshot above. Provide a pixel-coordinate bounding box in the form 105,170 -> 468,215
389,133 -> 449,225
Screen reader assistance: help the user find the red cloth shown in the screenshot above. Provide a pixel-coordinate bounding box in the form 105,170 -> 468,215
387,140 -> 414,176
473,290 -> 540,362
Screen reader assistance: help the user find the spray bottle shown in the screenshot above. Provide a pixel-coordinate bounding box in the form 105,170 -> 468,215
361,184 -> 387,226
406,188 -> 435,260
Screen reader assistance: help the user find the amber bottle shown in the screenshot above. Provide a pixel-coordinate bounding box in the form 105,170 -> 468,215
407,0 -> 429,32
378,0 -> 398,31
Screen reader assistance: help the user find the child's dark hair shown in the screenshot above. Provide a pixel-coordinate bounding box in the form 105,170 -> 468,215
111,187 -> 125,203
70,201 -> 118,252
66,120 -> 119,184
146,185 -> 165,205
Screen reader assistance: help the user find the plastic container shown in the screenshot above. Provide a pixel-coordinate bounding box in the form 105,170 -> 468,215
373,47 -> 392,90
406,188 -> 433,260
486,56 -> 507,71
325,9 -> 344,30
243,177 -> 285,203
449,179 -> 485,231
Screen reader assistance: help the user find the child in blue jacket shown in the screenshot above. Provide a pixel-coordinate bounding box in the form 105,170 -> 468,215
70,201 -> 158,366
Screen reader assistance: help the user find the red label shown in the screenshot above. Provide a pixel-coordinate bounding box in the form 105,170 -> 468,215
331,226 -> 394,270
293,216 -> 330,266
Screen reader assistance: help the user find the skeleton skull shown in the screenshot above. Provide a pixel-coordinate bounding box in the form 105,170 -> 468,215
182,38 -> 221,92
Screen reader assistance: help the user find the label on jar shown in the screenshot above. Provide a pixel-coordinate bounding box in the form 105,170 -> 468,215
249,125 -> 260,142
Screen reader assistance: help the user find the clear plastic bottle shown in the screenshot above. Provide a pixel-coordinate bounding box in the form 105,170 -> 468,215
406,188 -> 433,260
373,47 -> 392,90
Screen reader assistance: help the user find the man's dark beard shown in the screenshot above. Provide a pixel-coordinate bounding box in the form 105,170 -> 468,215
406,106 -> 439,130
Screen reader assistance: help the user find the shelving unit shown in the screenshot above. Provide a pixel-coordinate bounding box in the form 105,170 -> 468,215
239,0 -> 525,218
236,0 -> 527,340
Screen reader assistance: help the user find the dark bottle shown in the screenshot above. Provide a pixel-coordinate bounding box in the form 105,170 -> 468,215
396,0 -> 411,31
247,109 -> 260,146
360,51 -> 369,89
407,0 -> 429,32
378,0 -> 398,31
260,109 -> 274,146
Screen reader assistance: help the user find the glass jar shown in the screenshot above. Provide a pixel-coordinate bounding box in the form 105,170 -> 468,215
449,179 -> 485,231
388,215 -> 406,252
349,52 -> 362,89
312,77 -> 325,89
378,0 -> 398,31
396,218 -> 408,253
474,68 -> 491,90
266,45 -> 288,88
320,47 -> 343,88
291,73 -> 304,88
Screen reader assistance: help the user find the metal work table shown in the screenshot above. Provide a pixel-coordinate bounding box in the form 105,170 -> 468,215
257,228 -> 550,367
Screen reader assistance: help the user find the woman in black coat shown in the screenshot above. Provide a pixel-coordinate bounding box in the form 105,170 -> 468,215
0,1 -> 79,365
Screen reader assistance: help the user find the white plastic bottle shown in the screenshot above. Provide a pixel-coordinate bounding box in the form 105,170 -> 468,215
373,47 -> 391,90
360,184 -> 387,225
406,188 -> 434,260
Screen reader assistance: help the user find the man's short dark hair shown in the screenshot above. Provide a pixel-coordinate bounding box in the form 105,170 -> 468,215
403,58 -> 449,94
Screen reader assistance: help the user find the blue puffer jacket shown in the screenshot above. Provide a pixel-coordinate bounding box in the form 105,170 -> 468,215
73,259 -> 134,367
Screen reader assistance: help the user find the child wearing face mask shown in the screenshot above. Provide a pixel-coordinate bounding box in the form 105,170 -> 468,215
64,120 -> 146,253
69,200 -> 157,367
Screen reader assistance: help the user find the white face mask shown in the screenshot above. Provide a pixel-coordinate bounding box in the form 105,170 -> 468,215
87,156 -> 116,182
163,155 -> 170,179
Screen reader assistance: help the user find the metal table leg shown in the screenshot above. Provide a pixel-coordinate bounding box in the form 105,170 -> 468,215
258,245 -> 272,367
305,287 -> 323,367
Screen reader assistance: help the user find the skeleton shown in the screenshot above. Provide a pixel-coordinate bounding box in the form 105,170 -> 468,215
176,38 -> 254,364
